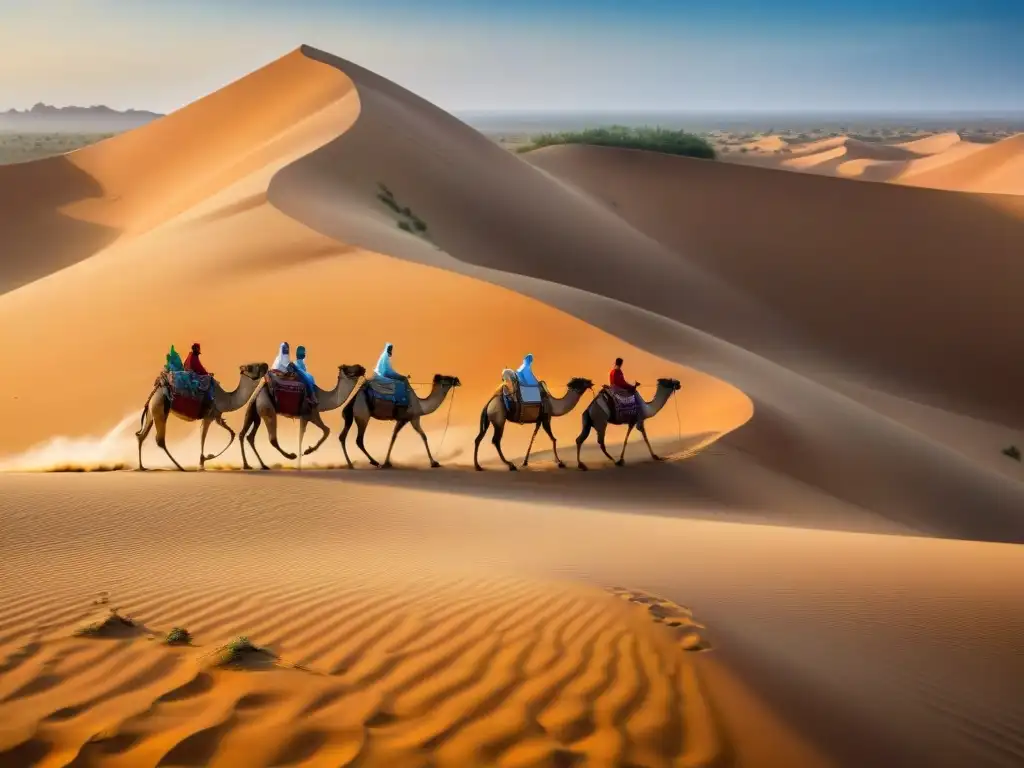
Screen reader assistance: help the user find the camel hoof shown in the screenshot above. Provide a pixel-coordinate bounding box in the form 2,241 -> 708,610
653,455 -> 664,462
578,464 -> 588,471
615,459 -> 626,467
475,465 -> 484,472
508,464 -> 518,472
260,465 -> 270,472
381,462 -> 392,470
431,461 -> 441,469
557,462 -> 566,469
521,461 -> 529,468
303,447 -> 317,456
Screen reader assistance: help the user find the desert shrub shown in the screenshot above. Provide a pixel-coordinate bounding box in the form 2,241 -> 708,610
165,627 -> 192,645
517,125 -> 716,159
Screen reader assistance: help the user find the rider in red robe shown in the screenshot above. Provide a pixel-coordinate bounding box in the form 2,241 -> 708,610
609,357 -> 638,393
184,343 -> 209,376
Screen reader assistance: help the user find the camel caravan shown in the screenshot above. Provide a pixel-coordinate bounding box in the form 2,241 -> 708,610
138,344 -> 682,472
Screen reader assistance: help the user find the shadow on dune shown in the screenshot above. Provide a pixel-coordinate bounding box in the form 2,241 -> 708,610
0,155 -> 118,294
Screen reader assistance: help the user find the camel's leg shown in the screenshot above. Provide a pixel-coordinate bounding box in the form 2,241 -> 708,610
410,417 -> 441,468
522,422 -> 542,468
265,411 -> 297,461
542,417 -> 565,469
382,420 -> 408,469
575,409 -> 595,471
355,416 -> 378,468
491,422 -> 517,471
154,402 -> 186,472
340,401 -> 356,468
239,401 -> 256,470
298,419 -> 308,471
596,421 -> 617,466
616,423 -> 636,467
136,403 -> 155,471
473,403 -> 492,471
245,406 -> 270,471
207,414 -> 235,463
303,411 -> 330,456
637,419 -> 663,461
198,418 -> 213,471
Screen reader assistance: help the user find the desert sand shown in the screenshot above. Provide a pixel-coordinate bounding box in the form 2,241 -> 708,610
1,45 -> 1023,768
726,129 -> 1024,194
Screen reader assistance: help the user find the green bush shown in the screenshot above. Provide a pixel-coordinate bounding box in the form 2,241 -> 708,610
516,125 -> 716,159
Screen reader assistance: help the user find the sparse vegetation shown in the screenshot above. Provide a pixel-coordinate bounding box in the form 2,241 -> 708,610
165,627 -> 192,645
1003,445 -> 1021,462
0,131 -> 115,164
377,183 -> 430,238
516,126 -> 716,160
215,635 -> 275,666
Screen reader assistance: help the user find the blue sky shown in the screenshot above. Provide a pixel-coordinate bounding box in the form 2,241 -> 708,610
1,0 -> 1021,113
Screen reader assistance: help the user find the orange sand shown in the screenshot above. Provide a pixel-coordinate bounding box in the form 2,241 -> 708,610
1,45 -> 1023,768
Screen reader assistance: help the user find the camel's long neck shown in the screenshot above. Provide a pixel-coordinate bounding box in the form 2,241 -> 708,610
318,373 -> 360,410
214,376 -> 258,413
548,388 -> 585,417
417,383 -> 452,415
641,386 -> 675,418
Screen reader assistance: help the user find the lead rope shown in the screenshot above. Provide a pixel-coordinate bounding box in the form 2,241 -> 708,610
436,387 -> 457,458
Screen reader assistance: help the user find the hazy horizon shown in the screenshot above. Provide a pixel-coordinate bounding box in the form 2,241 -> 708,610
2,1 -> 1021,116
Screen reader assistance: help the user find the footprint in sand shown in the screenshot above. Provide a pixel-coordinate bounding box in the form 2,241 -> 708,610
605,586 -> 712,652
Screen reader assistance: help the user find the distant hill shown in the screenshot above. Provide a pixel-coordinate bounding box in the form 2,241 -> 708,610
0,103 -> 163,132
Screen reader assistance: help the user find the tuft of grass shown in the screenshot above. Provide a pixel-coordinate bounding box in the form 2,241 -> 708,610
516,125 -> 716,160
165,627 -> 192,645
75,608 -> 135,637
215,635 -> 274,666
1002,445 -> 1021,462
378,182 -> 430,238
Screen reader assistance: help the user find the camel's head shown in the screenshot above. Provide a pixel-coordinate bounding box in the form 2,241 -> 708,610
241,362 -> 270,380
339,363 -> 366,379
657,377 -> 682,392
567,377 -> 594,392
433,374 -> 461,388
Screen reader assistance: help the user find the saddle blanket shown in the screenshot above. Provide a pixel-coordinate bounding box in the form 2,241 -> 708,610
267,372 -> 311,416
165,371 -> 212,400
367,377 -> 409,406
603,387 -> 640,422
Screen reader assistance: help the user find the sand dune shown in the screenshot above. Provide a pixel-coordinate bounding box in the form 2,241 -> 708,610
726,131 -> 1024,194
2,44 -> 1023,768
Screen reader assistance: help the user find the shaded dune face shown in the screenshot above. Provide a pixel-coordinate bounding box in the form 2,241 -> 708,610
267,48 -> 1024,544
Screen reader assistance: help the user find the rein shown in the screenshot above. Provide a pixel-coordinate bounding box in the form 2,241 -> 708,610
436,386 -> 457,457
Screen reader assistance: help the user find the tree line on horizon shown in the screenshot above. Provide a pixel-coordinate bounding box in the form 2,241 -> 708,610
517,125 -> 717,159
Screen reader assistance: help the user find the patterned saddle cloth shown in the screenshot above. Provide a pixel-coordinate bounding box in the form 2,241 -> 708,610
162,371 -> 213,400
266,371 -> 312,415
602,386 -> 640,423
367,377 -> 409,406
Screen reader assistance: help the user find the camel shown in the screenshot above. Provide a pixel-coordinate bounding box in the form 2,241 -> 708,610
575,378 -> 682,470
340,373 -> 461,469
136,362 -> 269,471
238,363 -> 366,470
473,377 -> 594,471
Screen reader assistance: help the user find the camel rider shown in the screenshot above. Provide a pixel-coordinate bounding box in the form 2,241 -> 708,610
184,343 -> 209,376
165,345 -> 184,372
374,343 -> 408,383
610,357 -> 639,393
374,342 -> 410,401
293,345 -> 318,406
516,354 -> 539,387
271,342 -> 291,374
